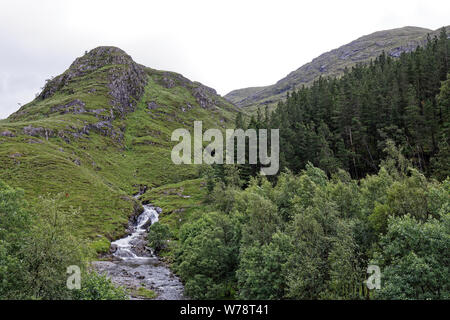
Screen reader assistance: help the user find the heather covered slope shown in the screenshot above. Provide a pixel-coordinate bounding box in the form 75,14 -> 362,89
226,26 -> 449,109
0,46 -> 238,251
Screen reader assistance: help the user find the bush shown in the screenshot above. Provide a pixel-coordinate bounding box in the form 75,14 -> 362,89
148,222 -> 172,252
174,212 -> 240,299
0,180 -> 90,299
73,272 -> 128,300
373,214 -> 450,300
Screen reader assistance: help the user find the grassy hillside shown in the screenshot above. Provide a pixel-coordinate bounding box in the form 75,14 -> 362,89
226,26 -> 449,111
0,46 -> 238,252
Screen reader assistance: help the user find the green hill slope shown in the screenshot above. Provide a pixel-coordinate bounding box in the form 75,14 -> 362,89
0,46 -> 238,250
226,26 -> 449,110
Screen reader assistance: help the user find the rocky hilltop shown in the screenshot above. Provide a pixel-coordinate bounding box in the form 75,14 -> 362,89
226,26 -> 449,109
38,46 -> 147,114
8,46 -> 235,142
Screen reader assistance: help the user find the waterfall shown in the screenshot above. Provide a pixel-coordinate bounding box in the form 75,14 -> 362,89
111,205 -> 159,260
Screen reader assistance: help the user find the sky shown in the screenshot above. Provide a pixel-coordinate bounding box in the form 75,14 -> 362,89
0,0 -> 449,119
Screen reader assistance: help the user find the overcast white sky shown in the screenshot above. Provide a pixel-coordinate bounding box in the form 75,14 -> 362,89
0,0 -> 449,119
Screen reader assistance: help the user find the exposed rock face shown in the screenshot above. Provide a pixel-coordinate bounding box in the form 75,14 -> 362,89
91,121 -> 113,134
23,125 -> 54,139
108,61 -> 147,116
161,76 -> 175,88
23,125 -> 43,137
389,45 -> 417,57
39,46 -> 147,116
51,99 -> 86,114
21,120 -> 123,143
192,85 -> 217,109
0,130 -> 15,137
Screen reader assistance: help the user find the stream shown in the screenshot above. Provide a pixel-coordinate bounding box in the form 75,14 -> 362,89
93,196 -> 185,300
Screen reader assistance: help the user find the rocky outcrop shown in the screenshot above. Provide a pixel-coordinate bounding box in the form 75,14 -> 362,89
39,46 -> 147,116
21,120 -> 124,143
389,45 -> 417,57
180,103 -> 193,112
192,85 -> 217,109
161,76 -> 175,88
157,72 -> 190,89
51,99 -> 86,114
0,130 -> 15,137
23,125 -> 54,140
108,62 -> 147,116
147,101 -> 161,110
91,108 -> 106,115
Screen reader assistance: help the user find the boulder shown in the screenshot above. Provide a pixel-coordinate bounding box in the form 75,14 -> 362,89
110,243 -> 118,253
0,130 -> 15,137
132,239 -> 150,257
147,101 -> 161,110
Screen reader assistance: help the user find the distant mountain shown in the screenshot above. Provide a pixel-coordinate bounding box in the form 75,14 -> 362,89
0,46 -> 237,249
226,26 -> 449,109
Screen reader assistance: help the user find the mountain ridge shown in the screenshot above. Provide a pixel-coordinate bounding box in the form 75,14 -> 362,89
225,25 -> 449,109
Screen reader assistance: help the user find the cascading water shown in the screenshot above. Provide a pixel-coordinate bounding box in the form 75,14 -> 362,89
93,195 -> 185,300
111,205 -> 159,259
